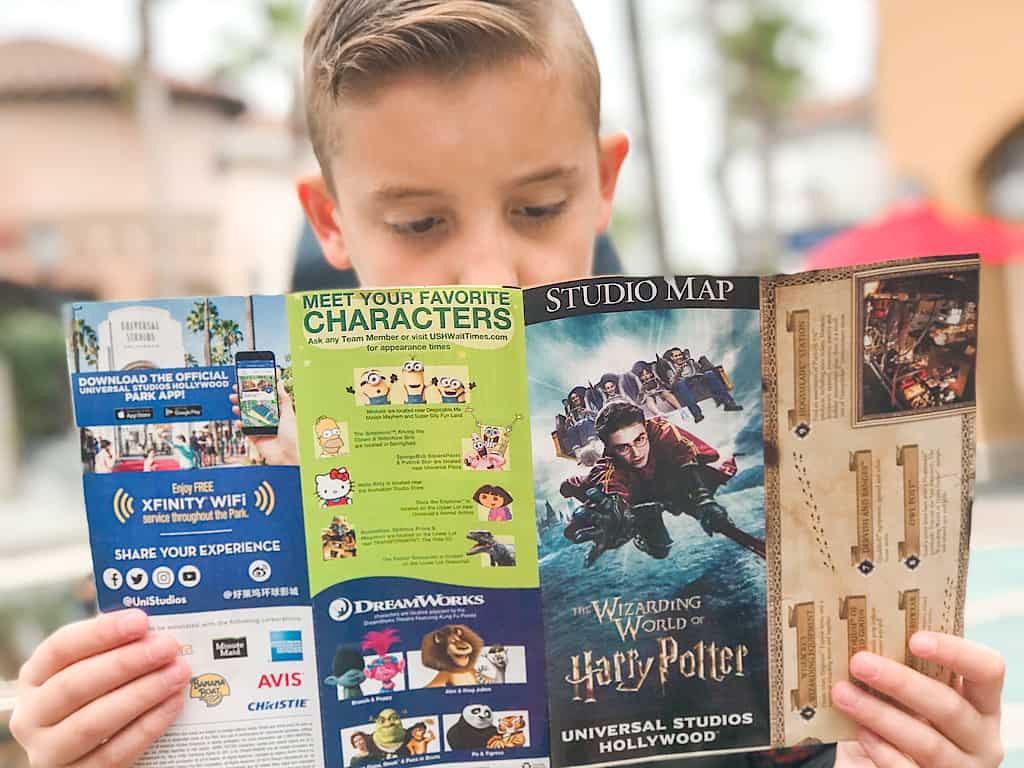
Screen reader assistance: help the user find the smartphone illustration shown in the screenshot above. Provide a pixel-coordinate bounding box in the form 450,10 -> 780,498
235,351 -> 280,435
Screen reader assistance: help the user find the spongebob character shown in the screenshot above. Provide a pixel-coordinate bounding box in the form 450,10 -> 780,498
315,415 -> 345,456
398,360 -> 429,404
433,375 -> 476,404
347,369 -> 391,406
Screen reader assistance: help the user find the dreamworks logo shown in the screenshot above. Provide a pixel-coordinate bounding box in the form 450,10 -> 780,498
328,593 -> 486,622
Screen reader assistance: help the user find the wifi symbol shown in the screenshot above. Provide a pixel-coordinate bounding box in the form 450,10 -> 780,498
113,488 -> 136,524
253,481 -> 276,516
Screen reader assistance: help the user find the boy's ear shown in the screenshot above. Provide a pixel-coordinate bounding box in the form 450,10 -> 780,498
297,174 -> 351,270
596,132 -> 630,234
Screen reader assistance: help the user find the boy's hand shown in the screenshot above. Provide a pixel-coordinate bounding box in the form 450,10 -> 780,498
832,632 -> 1005,767
10,610 -> 189,767
230,380 -> 299,466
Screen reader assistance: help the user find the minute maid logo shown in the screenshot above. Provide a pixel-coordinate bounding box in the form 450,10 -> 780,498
112,488 -> 136,524
190,673 -> 231,707
253,480 -> 276,515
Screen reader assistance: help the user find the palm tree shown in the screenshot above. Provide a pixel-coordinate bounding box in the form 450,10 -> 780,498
185,299 -> 220,366
184,352 -> 199,367
210,0 -> 307,156
703,0 -> 813,272
211,319 -> 244,365
70,317 -> 99,372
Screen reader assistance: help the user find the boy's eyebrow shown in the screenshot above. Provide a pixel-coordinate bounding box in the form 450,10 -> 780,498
372,185 -> 447,203
511,164 -> 580,186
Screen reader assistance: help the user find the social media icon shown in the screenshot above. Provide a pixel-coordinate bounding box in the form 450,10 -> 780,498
126,568 -> 148,591
178,564 -> 201,588
102,568 -> 123,590
152,566 -> 175,589
248,560 -> 271,583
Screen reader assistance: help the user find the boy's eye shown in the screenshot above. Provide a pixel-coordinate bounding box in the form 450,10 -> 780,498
390,216 -> 444,235
512,201 -> 567,220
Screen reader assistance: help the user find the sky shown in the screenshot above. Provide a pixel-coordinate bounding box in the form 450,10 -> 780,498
0,0 -> 874,271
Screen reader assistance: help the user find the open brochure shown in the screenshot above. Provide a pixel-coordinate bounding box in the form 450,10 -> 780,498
65,254 -> 979,768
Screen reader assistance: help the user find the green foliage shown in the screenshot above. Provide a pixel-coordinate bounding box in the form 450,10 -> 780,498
714,2 -> 814,125
0,309 -> 72,442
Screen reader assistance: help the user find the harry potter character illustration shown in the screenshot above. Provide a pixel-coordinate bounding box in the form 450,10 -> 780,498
560,402 -> 763,566
473,484 -> 513,521
420,624 -> 492,686
549,349 -> 736,461
362,628 -> 405,692
347,369 -> 392,405
466,530 -> 516,567
322,516 -> 358,560
324,646 -> 366,700
487,714 -> 528,749
314,415 -> 347,456
316,467 -> 353,507
446,704 -> 498,750
474,645 -> 509,684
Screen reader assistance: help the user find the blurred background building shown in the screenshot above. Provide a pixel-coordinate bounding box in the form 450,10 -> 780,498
0,1 -> 1022,765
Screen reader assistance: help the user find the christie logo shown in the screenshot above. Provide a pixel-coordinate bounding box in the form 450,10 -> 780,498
212,637 -> 248,660
329,593 -> 486,622
269,630 -> 304,662
258,672 -> 302,688
189,673 -> 230,707
247,698 -> 309,712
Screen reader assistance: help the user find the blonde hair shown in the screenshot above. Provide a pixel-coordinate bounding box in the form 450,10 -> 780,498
303,0 -> 600,191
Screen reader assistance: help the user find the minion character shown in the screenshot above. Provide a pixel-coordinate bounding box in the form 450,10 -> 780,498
433,375 -> 476,404
347,369 -> 391,406
399,360 -> 429,404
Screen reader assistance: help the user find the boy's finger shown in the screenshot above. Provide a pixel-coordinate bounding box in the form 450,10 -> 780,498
20,610 -> 149,687
847,651 -> 982,750
75,690 -> 184,768
909,632 -> 1005,715
34,632 -> 180,726
831,680 -> 966,766
48,659 -> 190,765
856,728 -> 915,768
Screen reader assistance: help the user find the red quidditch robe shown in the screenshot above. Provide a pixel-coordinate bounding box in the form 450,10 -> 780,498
560,417 -> 729,506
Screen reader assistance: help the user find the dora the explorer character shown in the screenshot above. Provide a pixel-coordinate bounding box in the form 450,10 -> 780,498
11,3 -> 1004,768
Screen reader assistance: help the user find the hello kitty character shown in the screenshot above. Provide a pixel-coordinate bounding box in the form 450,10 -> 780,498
316,467 -> 353,507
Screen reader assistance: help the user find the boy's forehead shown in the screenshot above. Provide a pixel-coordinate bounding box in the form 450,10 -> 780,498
323,57 -> 597,192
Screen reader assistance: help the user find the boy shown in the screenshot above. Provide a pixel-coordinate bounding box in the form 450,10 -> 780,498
9,2 -> 1004,767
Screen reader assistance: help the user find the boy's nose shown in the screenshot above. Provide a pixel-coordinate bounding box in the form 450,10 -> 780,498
453,223 -> 520,286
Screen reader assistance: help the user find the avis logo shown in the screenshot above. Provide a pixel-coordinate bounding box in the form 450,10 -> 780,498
190,673 -> 230,707
258,672 -> 302,688
112,488 -> 136,524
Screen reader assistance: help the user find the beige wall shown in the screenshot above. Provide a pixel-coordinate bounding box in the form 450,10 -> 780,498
0,100 -> 302,300
878,0 -> 1024,462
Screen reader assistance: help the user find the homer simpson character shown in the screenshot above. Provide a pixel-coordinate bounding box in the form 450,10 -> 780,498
347,369 -> 391,406
315,415 -> 346,456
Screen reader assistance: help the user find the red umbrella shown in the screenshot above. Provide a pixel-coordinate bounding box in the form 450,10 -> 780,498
805,201 -> 1024,270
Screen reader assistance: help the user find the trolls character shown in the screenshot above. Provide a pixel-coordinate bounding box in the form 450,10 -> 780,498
362,628 -> 405,692
324,646 -> 366,700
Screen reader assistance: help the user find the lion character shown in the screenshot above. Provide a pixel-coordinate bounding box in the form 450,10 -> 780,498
420,624 -> 486,687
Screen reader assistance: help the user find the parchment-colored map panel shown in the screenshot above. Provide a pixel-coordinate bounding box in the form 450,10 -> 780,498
764,259 -> 975,746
